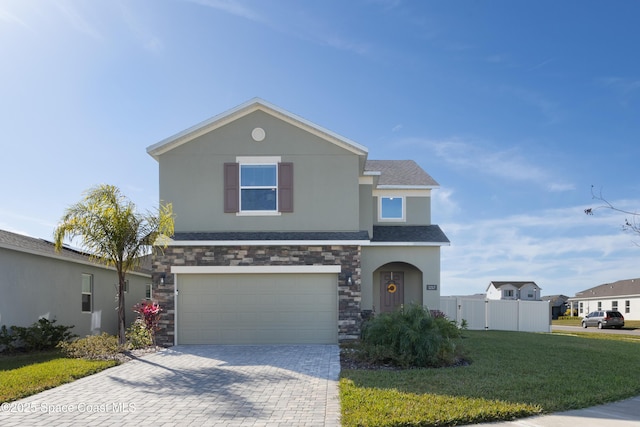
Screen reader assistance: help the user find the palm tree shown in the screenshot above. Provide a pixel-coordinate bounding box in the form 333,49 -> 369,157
54,184 -> 174,345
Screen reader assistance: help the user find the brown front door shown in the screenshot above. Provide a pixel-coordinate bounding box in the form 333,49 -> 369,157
380,271 -> 404,313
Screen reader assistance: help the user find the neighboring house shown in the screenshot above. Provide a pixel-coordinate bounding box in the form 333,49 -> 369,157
542,294 -> 569,319
486,281 -> 541,301
568,278 -> 640,320
0,229 -> 151,337
146,98 -> 450,346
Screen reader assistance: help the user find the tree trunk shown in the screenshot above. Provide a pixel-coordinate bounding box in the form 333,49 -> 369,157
117,271 -> 126,346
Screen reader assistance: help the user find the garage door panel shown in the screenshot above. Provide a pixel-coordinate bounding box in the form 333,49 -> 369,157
177,273 -> 338,345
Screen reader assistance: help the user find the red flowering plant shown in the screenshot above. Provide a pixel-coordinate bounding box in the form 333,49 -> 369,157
132,300 -> 162,345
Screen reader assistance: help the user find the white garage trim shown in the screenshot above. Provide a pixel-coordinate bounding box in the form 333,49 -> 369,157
171,265 -> 342,274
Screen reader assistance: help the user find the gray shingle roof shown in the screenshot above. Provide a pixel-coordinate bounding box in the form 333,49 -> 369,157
371,225 -> 450,243
0,229 -> 92,263
0,229 -> 152,274
573,278 -> 640,299
173,231 -> 371,241
365,160 -> 439,187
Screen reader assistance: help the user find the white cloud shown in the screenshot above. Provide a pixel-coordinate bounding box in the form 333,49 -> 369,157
548,182 -> 575,192
397,136 -> 572,191
183,0 -> 266,23
440,200 -> 640,297
432,187 -> 460,219
55,0 -> 103,40
499,85 -> 564,125
183,0 -> 370,55
0,6 -> 30,30
118,3 -> 164,53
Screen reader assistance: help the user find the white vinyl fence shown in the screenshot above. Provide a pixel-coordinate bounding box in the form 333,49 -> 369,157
440,297 -> 551,333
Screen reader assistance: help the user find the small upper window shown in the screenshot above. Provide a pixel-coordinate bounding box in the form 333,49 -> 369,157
380,197 -> 404,221
240,164 -> 277,211
145,283 -> 152,300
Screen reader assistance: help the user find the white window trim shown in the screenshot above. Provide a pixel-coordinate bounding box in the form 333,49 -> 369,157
378,196 -> 406,222
236,156 -> 282,215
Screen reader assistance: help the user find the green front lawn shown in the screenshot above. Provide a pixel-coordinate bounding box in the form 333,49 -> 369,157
0,351 -> 117,403
340,330 -> 640,426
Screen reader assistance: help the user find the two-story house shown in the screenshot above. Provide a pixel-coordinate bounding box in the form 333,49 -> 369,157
147,98 -> 449,346
486,281 -> 541,301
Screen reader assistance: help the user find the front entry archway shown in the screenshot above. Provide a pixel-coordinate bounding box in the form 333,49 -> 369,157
380,271 -> 404,312
372,262 -> 424,314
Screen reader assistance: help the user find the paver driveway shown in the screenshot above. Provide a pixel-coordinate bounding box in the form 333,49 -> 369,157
0,345 -> 340,427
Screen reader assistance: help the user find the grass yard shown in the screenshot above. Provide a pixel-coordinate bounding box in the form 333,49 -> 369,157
0,351 -> 117,403
340,330 -> 640,427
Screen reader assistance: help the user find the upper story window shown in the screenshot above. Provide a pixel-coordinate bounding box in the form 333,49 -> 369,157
82,273 -> 93,313
503,289 -> 514,298
224,157 -> 293,215
379,196 -> 404,221
240,164 -> 277,211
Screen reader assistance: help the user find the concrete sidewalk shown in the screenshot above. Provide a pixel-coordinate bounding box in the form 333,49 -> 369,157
474,395 -> 640,426
0,345 -> 341,427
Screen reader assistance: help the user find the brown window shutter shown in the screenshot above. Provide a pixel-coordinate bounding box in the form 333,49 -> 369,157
278,162 -> 293,212
224,163 -> 239,213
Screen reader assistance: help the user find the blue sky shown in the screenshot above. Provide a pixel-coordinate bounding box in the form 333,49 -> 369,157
2,0 -> 639,298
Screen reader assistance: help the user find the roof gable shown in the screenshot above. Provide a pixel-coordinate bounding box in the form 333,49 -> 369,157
147,98 -> 368,160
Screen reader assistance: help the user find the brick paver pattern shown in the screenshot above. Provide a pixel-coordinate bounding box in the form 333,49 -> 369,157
0,345 -> 341,427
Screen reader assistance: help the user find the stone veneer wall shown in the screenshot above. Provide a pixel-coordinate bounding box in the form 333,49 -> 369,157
151,245 -> 361,346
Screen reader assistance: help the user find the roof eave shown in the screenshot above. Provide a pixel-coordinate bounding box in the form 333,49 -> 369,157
146,98 -> 368,160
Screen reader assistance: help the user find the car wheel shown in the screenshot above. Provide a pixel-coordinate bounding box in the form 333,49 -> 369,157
582,321 -> 587,328
598,322 -> 603,329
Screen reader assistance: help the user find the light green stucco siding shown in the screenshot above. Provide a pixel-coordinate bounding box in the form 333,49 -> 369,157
0,248 -> 150,337
158,111 -> 361,233
372,196 -> 431,226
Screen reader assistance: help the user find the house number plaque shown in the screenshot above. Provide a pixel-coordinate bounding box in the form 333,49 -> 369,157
426,284 -> 438,291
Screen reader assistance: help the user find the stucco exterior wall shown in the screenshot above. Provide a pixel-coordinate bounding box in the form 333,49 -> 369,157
0,247 -> 150,337
372,194 -> 432,226
158,111 -> 361,233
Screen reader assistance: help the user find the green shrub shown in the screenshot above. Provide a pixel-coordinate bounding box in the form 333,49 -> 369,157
58,333 -> 121,360
359,304 -> 467,368
125,319 -> 153,349
0,319 -> 75,353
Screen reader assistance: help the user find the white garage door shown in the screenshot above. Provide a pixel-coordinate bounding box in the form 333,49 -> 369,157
177,273 -> 338,344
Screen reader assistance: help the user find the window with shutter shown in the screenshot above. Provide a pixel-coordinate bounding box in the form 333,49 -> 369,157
224,160 -> 293,214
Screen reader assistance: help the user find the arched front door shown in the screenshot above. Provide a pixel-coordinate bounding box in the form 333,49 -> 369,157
380,271 -> 404,312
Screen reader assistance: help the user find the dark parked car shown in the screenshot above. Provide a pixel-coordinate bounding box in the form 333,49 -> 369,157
582,310 -> 624,329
